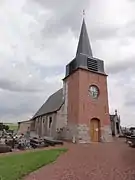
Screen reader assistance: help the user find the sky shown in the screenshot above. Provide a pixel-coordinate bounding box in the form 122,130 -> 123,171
0,0 -> 135,127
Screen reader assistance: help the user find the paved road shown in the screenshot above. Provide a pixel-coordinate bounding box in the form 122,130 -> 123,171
25,139 -> 135,180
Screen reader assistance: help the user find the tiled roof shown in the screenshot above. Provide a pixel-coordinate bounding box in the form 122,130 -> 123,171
32,88 -> 64,119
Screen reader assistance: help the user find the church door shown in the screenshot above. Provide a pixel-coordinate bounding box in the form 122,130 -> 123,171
90,118 -> 100,142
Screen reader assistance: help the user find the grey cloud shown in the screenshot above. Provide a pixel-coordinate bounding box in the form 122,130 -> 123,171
106,57 -> 135,75
0,106 -> 33,117
0,56 -> 64,93
123,88 -> 135,108
40,66 -> 64,78
0,79 -> 62,122
124,98 -> 135,107
25,0 -> 121,51
122,20 -> 135,37
127,0 -> 135,3
91,19 -> 135,41
33,0 -> 90,17
0,76 -> 62,93
29,0 -> 90,38
113,20 -> 135,38
90,25 -> 119,40
32,0 -> 122,41
24,0 -> 135,46
0,78 -> 44,93
0,90 -> 49,121
28,60 -> 64,77
118,38 -> 131,47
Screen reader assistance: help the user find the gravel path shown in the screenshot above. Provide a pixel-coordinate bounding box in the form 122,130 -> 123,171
24,139 -> 135,180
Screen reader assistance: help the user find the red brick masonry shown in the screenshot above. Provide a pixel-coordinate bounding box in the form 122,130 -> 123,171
25,140 -> 135,180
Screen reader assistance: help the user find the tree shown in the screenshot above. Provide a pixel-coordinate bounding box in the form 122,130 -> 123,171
0,123 -> 4,131
4,125 -> 9,131
0,123 -> 9,131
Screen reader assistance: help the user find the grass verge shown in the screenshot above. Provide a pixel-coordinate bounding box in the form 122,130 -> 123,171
0,148 -> 67,180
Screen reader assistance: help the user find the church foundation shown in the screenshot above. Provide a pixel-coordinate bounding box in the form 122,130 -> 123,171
77,124 -> 91,143
100,125 -> 113,142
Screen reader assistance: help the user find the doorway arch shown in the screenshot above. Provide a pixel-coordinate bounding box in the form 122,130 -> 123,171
90,118 -> 101,142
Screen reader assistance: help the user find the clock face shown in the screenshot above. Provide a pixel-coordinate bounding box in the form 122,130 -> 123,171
89,85 -> 99,99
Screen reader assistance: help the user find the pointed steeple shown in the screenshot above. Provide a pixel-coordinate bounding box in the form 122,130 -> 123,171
76,18 -> 93,57
64,16 -> 106,80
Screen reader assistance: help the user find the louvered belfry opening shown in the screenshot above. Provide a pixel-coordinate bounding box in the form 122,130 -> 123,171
87,58 -> 98,72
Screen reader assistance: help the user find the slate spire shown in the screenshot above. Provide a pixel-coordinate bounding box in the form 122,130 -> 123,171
76,18 -> 93,57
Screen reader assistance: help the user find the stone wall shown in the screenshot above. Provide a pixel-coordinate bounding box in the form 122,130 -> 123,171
77,124 -> 113,143
56,104 -> 67,131
77,124 -> 90,143
55,81 -> 69,140
64,123 -> 78,142
101,125 -> 113,142
61,123 -> 90,143
34,113 -> 57,138
18,121 -> 32,135
65,123 -> 113,144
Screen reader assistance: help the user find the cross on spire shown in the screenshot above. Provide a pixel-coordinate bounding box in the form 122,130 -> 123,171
83,9 -> 85,18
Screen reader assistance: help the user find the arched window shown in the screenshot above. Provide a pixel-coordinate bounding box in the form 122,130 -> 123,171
48,117 -> 52,129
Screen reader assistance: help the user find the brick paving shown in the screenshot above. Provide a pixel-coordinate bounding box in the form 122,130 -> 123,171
24,139 -> 135,180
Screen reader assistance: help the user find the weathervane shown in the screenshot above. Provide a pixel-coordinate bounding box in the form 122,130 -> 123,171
83,9 -> 85,18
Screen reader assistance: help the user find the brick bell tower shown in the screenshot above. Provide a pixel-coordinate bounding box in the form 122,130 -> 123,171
63,18 -> 112,143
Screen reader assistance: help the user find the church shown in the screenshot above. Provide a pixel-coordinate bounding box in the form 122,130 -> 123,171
18,18 -> 115,143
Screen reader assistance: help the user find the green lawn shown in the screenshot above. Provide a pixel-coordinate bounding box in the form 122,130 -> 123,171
0,148 -> 67,180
